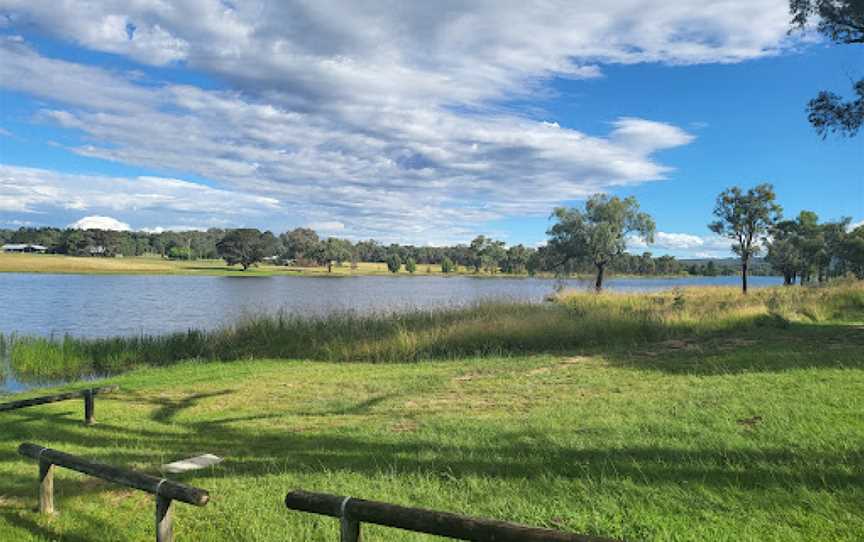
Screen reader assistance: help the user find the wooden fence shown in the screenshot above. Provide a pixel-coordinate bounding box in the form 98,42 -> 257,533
19,442 -> 209,542
0,385 -> 118,425
285,489 -> 620,542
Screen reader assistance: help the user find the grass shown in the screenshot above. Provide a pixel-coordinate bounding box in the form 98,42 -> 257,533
0,253 -> 484,277
0,323 -> 863,540
1,282 -> 862,540
5,281 -> 864,381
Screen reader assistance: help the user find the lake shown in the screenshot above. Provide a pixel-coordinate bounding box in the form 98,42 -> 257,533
0,273 -> 783,338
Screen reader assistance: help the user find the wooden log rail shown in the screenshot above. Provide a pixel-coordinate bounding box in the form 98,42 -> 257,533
0,385 -> 118,425
284,489 -> 620,542
19,443 -> 209,542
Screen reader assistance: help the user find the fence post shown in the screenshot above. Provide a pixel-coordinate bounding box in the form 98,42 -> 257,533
339,496 -> 360,542
83,389 -> 95,425
340,516 -> 360,542
38,460 -> 54,514
156,495 -> 174,542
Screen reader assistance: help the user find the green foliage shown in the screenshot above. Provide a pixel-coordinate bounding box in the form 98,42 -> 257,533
386,253 -> 402,273
279,227 -> 320,265
405,257 -> 417,273
216,229 -> 277,270
166,245 -> 193,260
547,194 -> 656,290
468,235 -> 506,273
790,1 -> 864,137
768,211 -> 853,284
709,184 -> 782,293
440,257 -> 455,274
843,225 -> 864,278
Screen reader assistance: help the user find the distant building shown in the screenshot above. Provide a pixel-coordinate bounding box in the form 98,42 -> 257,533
1,243 -> 47,253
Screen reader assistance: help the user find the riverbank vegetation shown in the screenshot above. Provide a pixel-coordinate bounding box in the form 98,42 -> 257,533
1,297 -> 863,540
4,281 -> 862,382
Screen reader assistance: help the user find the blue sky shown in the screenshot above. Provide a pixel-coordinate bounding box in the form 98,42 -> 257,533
0,1 -> 861,257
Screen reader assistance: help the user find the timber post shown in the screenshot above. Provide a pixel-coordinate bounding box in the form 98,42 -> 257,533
19,443 -> 208,541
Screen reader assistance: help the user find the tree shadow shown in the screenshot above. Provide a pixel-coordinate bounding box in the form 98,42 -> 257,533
2,386 -> 863,540
599,322 -> 864,375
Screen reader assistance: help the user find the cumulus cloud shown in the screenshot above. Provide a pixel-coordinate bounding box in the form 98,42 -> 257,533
0,164 -> 280,229
0,1 -> 800,242
69,215 -> 131,231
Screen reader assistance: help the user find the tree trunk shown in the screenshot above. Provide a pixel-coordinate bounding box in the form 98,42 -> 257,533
594,263 -> 605,292
327,261 -> 333,273
741,258 -> 748,294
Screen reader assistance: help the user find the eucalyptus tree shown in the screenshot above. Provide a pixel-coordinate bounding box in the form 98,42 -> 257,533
767,219 -> 803,285
547,194 -> 655,291
709,184 -> 782,293
790,0 -> 864,137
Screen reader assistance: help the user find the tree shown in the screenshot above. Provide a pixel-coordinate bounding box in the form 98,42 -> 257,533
790,1 -> 864,137
767,219 -> 803,285
709,184 -> 782,294
547,194 -> 656,291
386,253 -> 402,273
405,258 -> 417,273
440,256 -> 455,274
216,229 -> 274,270
280,227 -> 320,265
841,224 -> 864,278
502,244 -> 531,274
468,235 -> 505,273
319,237 -> 353,272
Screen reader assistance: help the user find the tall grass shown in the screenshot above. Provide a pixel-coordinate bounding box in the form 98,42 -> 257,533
5,281 -> 863,381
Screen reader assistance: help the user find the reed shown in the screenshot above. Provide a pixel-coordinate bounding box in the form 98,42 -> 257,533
7,281 -> 863,380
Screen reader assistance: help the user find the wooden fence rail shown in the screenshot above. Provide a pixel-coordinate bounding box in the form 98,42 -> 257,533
284,489 -> 620,542
0,385 -> 118,425
19,442 -> 209,542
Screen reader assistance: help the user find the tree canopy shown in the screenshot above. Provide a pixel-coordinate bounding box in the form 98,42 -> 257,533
709,184 -> 782,293
790,0 -> 864,136
216,229 -> 276,270
547,194 -> 655,291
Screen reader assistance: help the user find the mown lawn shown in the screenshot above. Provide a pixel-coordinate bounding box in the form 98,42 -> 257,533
1,321 -> 863,541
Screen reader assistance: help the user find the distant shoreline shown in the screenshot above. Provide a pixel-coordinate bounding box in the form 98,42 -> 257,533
0,253 -> 774,279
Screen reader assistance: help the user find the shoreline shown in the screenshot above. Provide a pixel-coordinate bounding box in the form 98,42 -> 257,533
0,253 -> 772,280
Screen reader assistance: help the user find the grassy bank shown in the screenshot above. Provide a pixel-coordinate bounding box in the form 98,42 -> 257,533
5,281 -> 864,381
0,253 -> 481,277
1,320 -> 863,540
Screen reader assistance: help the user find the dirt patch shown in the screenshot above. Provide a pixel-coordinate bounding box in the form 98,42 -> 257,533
390,419 -> 419,433
527,356 -> 593,375
452,373 -> 486,382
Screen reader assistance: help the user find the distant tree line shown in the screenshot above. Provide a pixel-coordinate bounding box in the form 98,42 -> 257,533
1,224 -> 694,277
4,192 -> 861,288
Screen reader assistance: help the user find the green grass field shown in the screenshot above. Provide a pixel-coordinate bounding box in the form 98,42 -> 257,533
0,253 -> 468,276
1,283 -> 863,540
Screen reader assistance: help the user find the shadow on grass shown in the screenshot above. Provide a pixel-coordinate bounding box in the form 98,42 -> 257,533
599,322 -> 864,375
2,380 -> 863,540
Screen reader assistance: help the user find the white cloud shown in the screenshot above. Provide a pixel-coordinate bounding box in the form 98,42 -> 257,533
0,164 -> 280,229
0,1 -> 802,243
69,215 -> 131,231
309,221 -> 346,233
629,231 -> 733,258
849,219 -> 864,232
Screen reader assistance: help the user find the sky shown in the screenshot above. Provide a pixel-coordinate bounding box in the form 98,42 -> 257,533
0,1 -> 861,258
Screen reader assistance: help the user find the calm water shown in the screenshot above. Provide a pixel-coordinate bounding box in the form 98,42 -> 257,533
0,273 -> 783,338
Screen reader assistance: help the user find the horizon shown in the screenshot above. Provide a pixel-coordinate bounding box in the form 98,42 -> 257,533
1,1 -> 862,258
